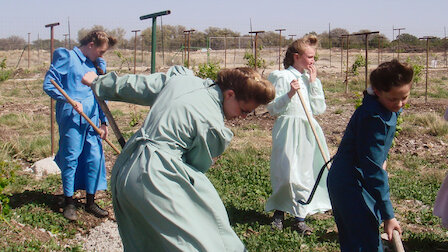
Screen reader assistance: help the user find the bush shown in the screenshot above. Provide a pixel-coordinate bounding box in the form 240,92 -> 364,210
195,62 -> 220,80
351,54 -> 365,76
0,160 -> 17,216
244,50 -> 267,70
406,56 -> 424,84
0,58 -> 11,82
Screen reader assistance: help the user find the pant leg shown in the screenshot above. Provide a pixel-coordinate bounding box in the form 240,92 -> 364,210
76,125 -> 107,194
55,107 -> 85,197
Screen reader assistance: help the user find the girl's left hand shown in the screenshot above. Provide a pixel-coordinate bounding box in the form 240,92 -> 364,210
307,64 -> 317,83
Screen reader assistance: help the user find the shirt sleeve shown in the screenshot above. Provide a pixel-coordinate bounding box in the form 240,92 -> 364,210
42,48 -> 70,102
266,72 -> 291,116
356,114 -> 395,220
307,77 -> 326,115
91,71 -> 169,106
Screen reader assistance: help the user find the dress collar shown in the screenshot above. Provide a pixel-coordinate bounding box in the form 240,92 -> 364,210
73,46 -> 87,64
287,66 -> 309,79
363,93 -> 400,125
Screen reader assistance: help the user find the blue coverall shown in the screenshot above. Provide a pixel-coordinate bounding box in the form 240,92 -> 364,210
43,47 -> 107,197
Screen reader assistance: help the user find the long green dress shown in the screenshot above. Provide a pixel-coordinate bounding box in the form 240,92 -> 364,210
265,66 -> 331,218
91,66 -> 245,251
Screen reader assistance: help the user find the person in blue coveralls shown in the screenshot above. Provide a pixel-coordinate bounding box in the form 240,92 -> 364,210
265,34 -> 331,235
81,65 -> 275,251
327,59 -> 413,251
43,30 -> 117,221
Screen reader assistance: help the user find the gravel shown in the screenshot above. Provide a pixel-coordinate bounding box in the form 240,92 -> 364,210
71,220 -> 123,251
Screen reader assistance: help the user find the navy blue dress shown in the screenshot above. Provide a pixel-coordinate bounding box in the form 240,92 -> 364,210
327,93 -> 398,251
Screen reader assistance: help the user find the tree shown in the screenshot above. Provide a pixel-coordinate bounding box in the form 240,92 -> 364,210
320,28 -> 350,48
260,31 -> 283,48
397,33 -> 420,46
0,36 -> 26,50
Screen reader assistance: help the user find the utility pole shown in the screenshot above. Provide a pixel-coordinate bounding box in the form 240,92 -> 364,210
352,31 -> 379,89
132,30 -> 140,74
45,22 -> 60,156
140,10 -> 171,73
63,34 -> 69,48
419,36 -> 435,103
329,23 -> 332,67
339,36 -> 344,77
224,33 -> 228,68
341,34 -> 351,93
141,34 -> 144,70
378,36 -> 381,65
27,33 -> 30,69
248,31 -> 265,70
183,29 -> 195,67
393,27 -> 405,61
275,28 -> 286,70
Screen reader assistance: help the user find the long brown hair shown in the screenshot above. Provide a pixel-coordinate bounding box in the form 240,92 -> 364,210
283,34 -> 318,69
215,68 -> 275,105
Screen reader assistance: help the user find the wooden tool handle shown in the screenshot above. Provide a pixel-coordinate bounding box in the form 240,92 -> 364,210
50,79 -> 121,154
296,89 -> 330,169
392,230 -> 405,252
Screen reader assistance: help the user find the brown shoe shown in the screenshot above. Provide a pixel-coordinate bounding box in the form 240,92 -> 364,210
86,203 -> 109,218
271,210 -> 284,230
271,218 -> 284,230
292,221 -> 313,236
63,204 -> 78,221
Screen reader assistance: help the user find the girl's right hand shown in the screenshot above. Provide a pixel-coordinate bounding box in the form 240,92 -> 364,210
73,101 -> 83,114
288,79 -> 300,99
81,71 -> 98,87
384,218 -> 401,241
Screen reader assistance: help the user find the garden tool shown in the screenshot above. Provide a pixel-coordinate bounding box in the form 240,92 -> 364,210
50,79 -> 121,154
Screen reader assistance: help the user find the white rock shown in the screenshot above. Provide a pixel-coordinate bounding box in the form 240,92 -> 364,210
30,156 -> 60,179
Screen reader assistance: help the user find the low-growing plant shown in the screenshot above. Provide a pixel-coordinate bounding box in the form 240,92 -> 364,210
406,56 -> 424,84
351,54 -> 365,76
195,62 -> 220,80
244,50 -> 267,70
0,58 -> 11,82
0,160 -> 17,216
114,50 -> 131,72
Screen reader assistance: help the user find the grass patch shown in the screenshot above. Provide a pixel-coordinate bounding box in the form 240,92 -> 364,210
389,166 -> 441,205
208,146 -> 340,251
402,112 -> 448,137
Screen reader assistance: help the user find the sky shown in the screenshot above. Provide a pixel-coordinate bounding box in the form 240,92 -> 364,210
1,0 -> 448,42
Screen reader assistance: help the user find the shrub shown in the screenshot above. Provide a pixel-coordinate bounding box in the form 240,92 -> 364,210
351,54 -> 365,76
195,62 -> 220,80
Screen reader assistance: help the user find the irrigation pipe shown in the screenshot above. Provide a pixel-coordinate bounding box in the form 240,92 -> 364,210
49,79 -> 121,154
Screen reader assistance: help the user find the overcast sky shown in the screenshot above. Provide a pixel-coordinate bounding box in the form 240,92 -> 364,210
1,0 -> 447,41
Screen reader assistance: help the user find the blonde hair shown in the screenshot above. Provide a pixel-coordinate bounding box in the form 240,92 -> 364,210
216,68 -> 275,105
283,34 -> 318,69
79,30 -> 117,47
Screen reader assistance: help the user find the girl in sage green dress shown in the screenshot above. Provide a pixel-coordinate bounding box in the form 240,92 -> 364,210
82,66 -> 275,251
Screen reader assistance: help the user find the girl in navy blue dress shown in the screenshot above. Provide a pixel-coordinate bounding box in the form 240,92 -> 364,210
327,60 -> 413,251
